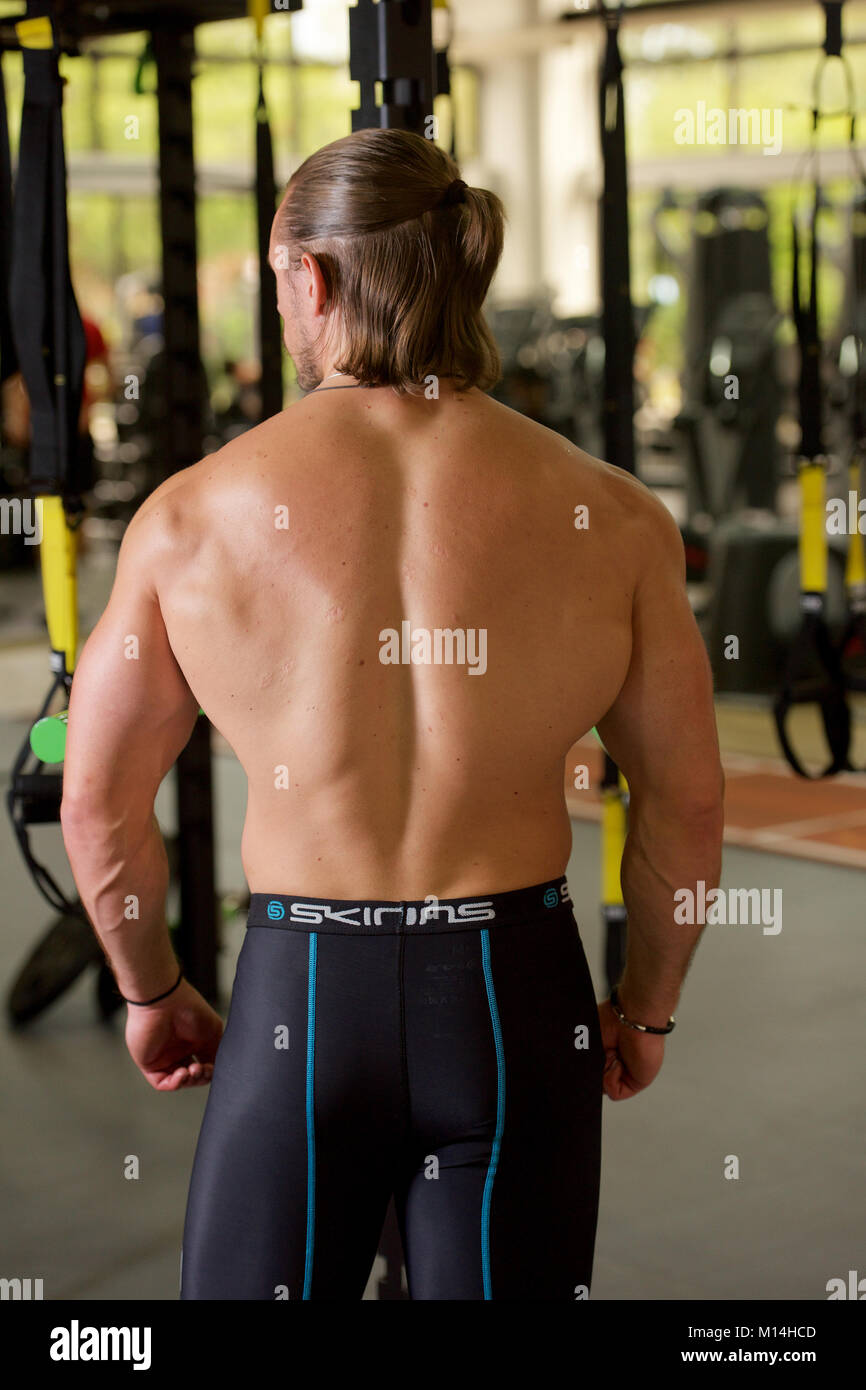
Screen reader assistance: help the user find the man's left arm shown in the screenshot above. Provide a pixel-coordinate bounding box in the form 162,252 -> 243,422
60,493 -> 223,1088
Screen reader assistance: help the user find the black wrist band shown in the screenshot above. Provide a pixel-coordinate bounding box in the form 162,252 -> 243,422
122,965 -> 184,1007
610,985 -> 676,1035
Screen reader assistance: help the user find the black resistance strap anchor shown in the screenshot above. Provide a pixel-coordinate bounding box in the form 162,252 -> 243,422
5,3 -> 87,922
774,598 -> 852,779
773,3 -> 859,778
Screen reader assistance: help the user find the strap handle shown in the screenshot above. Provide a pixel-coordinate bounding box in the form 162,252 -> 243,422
774,606 -> 852,778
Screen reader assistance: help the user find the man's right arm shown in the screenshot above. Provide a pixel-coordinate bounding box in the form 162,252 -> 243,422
596,490 -> 724,1032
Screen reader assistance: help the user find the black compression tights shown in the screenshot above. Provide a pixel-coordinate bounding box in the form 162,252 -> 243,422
180,877 -> 604,1301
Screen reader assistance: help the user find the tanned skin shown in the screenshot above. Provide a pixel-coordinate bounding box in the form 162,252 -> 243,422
61,216 -> 724,1100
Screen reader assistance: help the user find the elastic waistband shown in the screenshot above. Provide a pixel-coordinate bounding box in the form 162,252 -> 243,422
247,876 -> 573,935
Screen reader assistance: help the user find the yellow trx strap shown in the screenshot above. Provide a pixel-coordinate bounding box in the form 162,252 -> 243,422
248,0 -> 269,44
592,726 -> 628,989
845,458 -> 866,589
798,460 -> 828,596
15,16 -> 53,49
838,455 -> 866,716
36,495 -> 79,679
601,771 -> 627,911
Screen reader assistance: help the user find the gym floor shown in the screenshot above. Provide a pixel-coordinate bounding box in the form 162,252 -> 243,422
1,552 -> 864,1300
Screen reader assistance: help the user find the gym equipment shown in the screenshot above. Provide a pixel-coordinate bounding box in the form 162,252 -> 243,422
833,184 -> 866,698
1,8 -> 104,1022
773,2 -> 863,778
487,298 -> 600,449
30,707 -> 68,763
349,0 -> 437,133
837,455 -> 866,697
652,185 -> 782,524
597,4 -> 632,992
707,515 -> 847,694
251,0 -> 283,423
2,0 -> 226,1021
5,8 -> 87,923
598,742 -> 628,992
8,912 -> 105,1027
0,47 -> 13,392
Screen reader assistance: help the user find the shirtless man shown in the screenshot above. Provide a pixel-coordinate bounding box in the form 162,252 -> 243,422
60,128 -> 724,1301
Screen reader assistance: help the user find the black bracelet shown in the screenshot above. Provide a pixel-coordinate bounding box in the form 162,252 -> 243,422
610,985 -> 676,1035
121,965 -> 184,1007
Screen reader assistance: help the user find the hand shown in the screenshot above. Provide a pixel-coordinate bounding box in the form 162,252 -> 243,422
125,979 -> 224,1091
597,997 -> 666,1101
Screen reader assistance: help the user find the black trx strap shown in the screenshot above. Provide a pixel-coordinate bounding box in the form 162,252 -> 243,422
599,3 -> 635,477
773,608 -> 851,779
824,0 -> 843,57
8,1 -> 86,496
253,18 -> 283,421
772,3 -> 854,779
5,2 -> 86,917
8,682 -> 75,915
791,182 -> 823,463
834,2 -> 866,710
598,6 -> 633,991
0,52 -> 17,384
837,194 -> 866,705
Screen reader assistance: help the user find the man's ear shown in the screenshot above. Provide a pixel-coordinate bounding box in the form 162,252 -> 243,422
300,251 -> 330,317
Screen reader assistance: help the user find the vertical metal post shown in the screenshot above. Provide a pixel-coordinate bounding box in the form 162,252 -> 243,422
152,22 -> 218,1003
598,9 -> 634,992
349,0 -> 436,133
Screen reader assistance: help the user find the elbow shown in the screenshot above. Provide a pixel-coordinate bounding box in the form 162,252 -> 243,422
60,792 -> 115,846
61,794 -> 153,861
679,790 -> 725,841
684,799 -> 725,861
630,768 -> 725,835
685,767 -> 726,827
60,792 -> 96,833
59,795 -> 88,838
60,798 -> 96,860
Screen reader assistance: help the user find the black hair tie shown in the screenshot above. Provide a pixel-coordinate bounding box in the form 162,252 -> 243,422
437,178 -> 467,209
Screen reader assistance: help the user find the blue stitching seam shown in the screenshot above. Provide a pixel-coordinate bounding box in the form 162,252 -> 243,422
302,932 -> 317,1300
480,928 -> 505,1301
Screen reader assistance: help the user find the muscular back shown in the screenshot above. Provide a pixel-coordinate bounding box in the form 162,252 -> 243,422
144,387 -> 656,899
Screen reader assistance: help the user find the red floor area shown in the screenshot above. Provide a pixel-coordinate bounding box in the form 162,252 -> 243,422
564,738 -> 866,869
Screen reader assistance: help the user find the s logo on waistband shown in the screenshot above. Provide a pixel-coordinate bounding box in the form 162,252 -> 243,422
266,899 -> 286,920
543,887 -> 559,909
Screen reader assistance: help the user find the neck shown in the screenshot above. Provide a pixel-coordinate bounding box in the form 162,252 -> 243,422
315,369 -> 360,390
311,371 -> 470,399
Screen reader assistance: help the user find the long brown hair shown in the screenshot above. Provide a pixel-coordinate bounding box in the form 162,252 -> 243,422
275,128 -> 505,395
